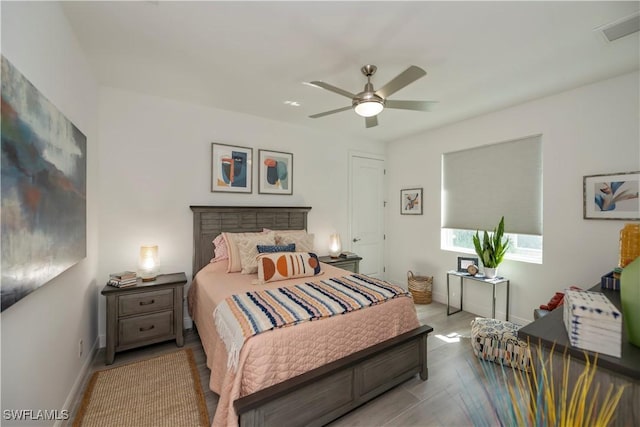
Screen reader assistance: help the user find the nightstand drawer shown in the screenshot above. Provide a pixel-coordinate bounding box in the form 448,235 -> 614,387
118,289 -> 173,316
119,311 -> 173,346
333,260 -> 358,273
318,255 -> 362,274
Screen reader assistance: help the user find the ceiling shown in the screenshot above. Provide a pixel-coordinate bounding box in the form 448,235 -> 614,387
62,1 -> 639,143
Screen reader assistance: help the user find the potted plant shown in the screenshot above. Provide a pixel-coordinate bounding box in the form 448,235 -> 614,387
472,216 -> 509,278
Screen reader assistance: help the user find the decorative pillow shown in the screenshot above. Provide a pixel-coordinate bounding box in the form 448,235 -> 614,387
257,243 -> 296,253
262,229 -> 315,252
269,229 -> 304,242
223,231 -> 274,273
276,232 -> 315,252
257,252 -> 321,283
236,233 -> 277,274
210,234 -> 229,263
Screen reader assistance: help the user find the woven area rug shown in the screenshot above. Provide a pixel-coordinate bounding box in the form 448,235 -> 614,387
73,349 -> 209,427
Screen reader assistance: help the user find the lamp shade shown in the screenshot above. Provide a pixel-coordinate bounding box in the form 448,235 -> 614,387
354,100 -> 384,117
139,245 -> 159,281
329,233 -> 342,258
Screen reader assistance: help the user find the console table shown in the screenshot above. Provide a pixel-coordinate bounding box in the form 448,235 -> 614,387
446,271 -> 510,320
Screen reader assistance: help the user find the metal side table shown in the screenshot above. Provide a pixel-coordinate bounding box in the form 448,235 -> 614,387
446,271 -> 510,320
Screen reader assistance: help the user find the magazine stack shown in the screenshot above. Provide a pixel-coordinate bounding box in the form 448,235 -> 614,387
563,289 -> 622,358
107,271 -> 138,288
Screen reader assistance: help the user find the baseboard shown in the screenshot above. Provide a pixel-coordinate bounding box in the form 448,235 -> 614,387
56,335 -> 99,427
183,315 -> 193,330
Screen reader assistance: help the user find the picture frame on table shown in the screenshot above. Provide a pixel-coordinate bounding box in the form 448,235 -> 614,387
583,171 -> 640,220
400,188 -> 423,215
258,150 -> 293,195
211,143 -> 253,193
457,257 -> 478,273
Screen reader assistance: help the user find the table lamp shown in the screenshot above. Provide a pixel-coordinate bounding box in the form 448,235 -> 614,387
139,245 -> 159,281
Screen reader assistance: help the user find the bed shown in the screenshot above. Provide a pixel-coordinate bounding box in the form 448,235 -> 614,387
188,206 -> 433,427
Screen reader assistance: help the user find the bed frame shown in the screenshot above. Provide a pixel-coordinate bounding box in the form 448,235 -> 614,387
190,206 -> 433,427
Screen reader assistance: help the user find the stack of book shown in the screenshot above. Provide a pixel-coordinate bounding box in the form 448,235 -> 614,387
601,267 -> 623,290
563,289 -> 622,358
107,271 -> 138,288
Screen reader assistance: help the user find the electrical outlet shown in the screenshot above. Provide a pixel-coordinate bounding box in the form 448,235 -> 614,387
78,339 -> 83,358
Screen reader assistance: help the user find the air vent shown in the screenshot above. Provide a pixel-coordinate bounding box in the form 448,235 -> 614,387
597,12 -> 640,42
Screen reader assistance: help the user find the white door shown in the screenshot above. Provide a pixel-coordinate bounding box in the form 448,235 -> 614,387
350,154 -> 385,278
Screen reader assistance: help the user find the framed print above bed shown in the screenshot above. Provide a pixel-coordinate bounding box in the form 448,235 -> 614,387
583,171 -> 640,220
211,143 -> 252,193
258,150 -> 293,195
401,188 -> 423,215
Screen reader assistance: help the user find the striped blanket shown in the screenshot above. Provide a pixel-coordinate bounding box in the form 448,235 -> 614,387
214,274 -> 411,370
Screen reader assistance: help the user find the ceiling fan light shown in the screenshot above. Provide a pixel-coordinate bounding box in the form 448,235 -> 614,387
354,100 -> 384,117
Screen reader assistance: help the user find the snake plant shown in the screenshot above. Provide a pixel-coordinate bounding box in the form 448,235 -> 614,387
472,216 -> 509,268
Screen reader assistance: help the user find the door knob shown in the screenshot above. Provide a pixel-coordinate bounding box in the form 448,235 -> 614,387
353,238 -> 361,243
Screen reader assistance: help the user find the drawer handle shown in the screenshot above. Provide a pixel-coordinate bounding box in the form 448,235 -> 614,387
139,325 -> 155,332
139,299 -> 155,306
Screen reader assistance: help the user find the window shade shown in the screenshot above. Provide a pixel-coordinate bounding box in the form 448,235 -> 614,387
442,135 -> 542,235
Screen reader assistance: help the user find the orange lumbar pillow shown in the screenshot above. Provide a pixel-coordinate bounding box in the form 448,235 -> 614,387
256,252 -> 321,283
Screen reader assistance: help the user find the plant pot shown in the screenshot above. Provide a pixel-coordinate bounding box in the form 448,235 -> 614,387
484,267 -> 498,279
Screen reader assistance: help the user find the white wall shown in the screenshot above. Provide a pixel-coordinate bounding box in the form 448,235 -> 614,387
97,87 -> 384,343
386,71 -> 640,325
1,2 -> 99,424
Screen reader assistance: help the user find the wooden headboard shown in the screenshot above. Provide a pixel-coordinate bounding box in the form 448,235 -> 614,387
189,206 -> 312,276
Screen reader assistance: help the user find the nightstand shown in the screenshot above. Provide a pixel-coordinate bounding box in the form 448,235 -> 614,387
318,255 -> 362,273
101,272 -> 187,364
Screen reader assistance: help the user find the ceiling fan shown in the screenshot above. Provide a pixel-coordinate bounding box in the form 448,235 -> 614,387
308,65 -> 437,128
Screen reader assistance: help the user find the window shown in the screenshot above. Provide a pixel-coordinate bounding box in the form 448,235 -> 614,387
441,228 -> 542,264
441,134 -> 543,264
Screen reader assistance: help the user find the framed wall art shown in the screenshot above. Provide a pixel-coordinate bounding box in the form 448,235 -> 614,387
211,143 -> 252,193
258,150 -> 293,195
583,171 -> 640,220
457,257 -> 478,273
401,188 -> 423,215
1,55 -> 87,311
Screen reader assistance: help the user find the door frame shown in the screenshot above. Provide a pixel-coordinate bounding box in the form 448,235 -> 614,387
348,150 -> 386,277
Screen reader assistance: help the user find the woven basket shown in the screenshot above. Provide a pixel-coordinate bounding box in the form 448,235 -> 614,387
407,271 -> 433,304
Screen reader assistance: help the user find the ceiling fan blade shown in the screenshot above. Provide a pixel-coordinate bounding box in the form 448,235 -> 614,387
309,105 -> 353,119
309,81 -> 356,99
365,116 -> 378,128
375,66 -> 426,99
385,100 -> 438,112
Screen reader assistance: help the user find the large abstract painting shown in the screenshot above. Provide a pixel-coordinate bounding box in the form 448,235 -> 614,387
1,56 -> 87,311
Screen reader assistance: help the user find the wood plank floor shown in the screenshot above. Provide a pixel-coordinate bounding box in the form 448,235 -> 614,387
67,302 -> 497,426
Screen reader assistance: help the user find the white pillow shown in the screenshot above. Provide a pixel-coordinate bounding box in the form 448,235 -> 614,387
277,232 -> 315,252
237,234 -> 277,274
223,231 -> 274,273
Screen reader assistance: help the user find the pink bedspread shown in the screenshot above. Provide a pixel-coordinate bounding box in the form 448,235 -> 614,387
188,261 -> 420,427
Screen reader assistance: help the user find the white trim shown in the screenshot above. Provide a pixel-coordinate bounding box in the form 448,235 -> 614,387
348,150 -> 386,277
56,335 -> 100,427
348,149 -> 386,161
348,149 -> 386,252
